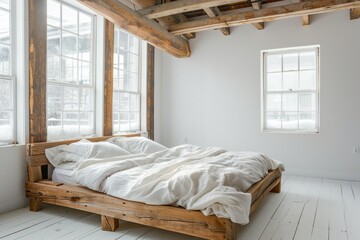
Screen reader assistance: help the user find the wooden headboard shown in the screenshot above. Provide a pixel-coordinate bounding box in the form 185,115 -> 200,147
26,134 -> 141,182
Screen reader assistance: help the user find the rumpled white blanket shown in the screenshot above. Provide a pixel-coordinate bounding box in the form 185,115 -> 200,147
73,144 -> 284,224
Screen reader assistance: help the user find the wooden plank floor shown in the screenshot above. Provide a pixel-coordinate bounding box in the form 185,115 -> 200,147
1,175 -> 360,240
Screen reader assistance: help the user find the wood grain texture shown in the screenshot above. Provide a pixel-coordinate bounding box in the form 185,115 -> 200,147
77,0 -> 191,58
101,215 -> 119,231
29,198 -> 43,212
302,15 -> 311,25
146,44 -> 155,141
27,134 -> 140,156
28,0 -> 47,143
350,7 -> 360,19
25,167 -> 281,239
169,0 -> 360,35
252,22 -> 264,30
203,7 -> 230,35
103,20 -> 115,136
138,0 -> 248,19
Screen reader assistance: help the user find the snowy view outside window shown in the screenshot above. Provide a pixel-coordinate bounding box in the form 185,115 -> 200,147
0,0 -> 14,145
47,0 -> 95,141
113,28 -> 141,133
263,46 -> 319,132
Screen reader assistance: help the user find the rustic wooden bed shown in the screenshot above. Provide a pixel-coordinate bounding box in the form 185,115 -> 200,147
25,135 -> 282,240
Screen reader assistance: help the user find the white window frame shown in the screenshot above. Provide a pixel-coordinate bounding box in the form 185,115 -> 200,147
261,45 -> 320,134
0,0 -> 17,146
46,0 -> 97,141
113,27 -> 142,134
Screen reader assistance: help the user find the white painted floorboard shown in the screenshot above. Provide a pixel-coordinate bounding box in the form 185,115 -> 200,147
0,175 -> 359,240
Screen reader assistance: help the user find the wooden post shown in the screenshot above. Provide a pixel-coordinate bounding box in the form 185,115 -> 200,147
103,19 -> 115,136
146,44 -> 155,140
101,215 -> 119,231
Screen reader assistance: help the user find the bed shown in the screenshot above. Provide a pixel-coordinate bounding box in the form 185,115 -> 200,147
25,134 -> 282,240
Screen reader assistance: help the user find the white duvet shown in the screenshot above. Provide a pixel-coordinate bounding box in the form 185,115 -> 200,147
73,144 -> 283,224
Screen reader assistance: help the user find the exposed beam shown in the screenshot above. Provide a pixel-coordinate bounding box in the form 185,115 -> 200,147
302,15 -> 310,25
169,0 -> 360,35
130,0 -> 156,8
203,7 -> 230,35
139,0 -> 247,19
252,22 -> 264,30
77,0 -> 190,58
251,0 -> 264,30
252,1 -> 262,10
350,7 -> 360,19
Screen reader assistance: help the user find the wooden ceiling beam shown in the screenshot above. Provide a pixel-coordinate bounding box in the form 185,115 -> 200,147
138,0 -> 247,19
251,0 -> 264,30
169,0 -> 360,35
302,15 -> 310,25
350,7 -> 360,19
203,7 -> 230,35
77,0 -> 190,58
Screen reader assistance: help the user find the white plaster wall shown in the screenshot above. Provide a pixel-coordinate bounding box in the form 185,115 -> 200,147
156,11 -> 360,181
0,146 -> 27,214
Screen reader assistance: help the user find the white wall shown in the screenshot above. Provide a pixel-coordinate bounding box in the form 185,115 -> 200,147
0,146 -> 27,214
156,10 -> 360,181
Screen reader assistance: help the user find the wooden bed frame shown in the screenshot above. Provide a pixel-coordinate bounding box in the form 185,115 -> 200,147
25,135 -> 282,240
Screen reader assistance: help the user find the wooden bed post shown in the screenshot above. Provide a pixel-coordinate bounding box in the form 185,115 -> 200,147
270,176 -> 281,193
101,215 -> 119,231
225,220 -> 236,240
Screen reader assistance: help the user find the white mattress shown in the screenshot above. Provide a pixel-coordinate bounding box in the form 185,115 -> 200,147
52,168 -> 76,185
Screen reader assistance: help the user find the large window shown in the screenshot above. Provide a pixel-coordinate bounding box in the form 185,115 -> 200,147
113,27 -> 141,134
47,0 -> 95,141
262,46 -> 320,133
0,0 -> 15,145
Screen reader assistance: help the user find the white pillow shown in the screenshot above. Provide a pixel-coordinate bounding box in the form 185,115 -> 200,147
45,139 -> 131,169
106,137 -> 167,154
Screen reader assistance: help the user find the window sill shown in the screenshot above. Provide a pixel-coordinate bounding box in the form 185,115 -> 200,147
262,129 -> 319,134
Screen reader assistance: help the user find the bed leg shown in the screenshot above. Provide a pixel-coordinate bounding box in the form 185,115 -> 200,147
29,198 -> 43,212
225,220 -> 236,240
101,215 -> 119,232
270,178 -> 281,193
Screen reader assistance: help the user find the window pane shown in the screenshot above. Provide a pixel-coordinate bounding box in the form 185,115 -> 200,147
62,32 -> 77,58
300,51 -> 316,70
0,0 -> 9,9
119,112 -> 129,131
0,79 -> 12,109
62,57 -> 78,84
282,93 -> 298,111
129,35 -> 139,54
47,0 -> 60,27
129,73 -> 138,92
0,111 -> 13,144
299,93 -> 316,112
80,112 -> 94,134
47,54 -> 61,82
129,53 -> 138,73
119,50 -> 128,70
130,112 -> 140,130
79,36 -> 91,61
130,94 -> 139,111
0,10 -> 10,44
119,31 -> 128,50
62,5 -> 78,33
282,112 -> 298,129
267,73 -> 282,91
267,54 -> 281,72
119,70 -> 127,91
299,70 -> 316,90
63,87 -> 79,111
47,27 -> 61,55
120,93 -> 129,111
266,94 -> 281,112
79,61 -> 90,85
79,12 -> 91,36
80,88 -> 92,111
113,92 -> 119,112
299,112 -> 316,130
283,72 -> 298,91
266,112 -> 281,129
283,53 -> 298,71
0,44 -> 10,75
